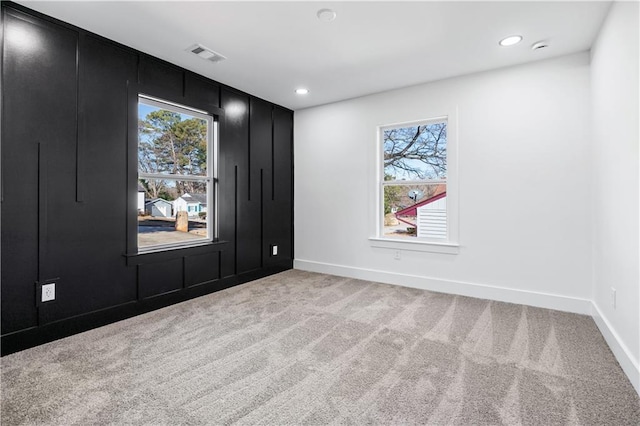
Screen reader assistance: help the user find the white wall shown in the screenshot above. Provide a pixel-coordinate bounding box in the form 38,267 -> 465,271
295,52 -> 593,313
590,1 -> 639,392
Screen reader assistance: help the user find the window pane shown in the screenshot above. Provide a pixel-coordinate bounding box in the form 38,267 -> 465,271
138,179 -> 209,249
383,183 -> 446,239
383,122 -> 447,180
138,102 -> 208,176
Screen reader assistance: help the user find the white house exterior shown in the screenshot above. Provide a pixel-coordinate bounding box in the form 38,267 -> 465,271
417,196 -> 446,239
137,183 -> 146,213
173,193 -> 207,218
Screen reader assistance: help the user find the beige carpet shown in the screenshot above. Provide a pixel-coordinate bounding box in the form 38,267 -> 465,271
2,270 -> 639,425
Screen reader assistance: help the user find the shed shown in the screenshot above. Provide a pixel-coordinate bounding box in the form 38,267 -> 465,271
145,198 -> 173,218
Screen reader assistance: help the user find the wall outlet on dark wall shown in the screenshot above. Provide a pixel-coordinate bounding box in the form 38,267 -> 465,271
42,283 -> 55,302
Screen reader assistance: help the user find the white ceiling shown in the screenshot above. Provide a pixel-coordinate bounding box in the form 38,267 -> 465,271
17,1 -> 611,110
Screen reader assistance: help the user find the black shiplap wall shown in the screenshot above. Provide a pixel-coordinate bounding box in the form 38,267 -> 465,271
1,3 -> 294,354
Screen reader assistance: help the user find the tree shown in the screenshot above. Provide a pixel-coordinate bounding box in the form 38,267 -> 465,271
383,174 -> 403,214
383,123 -> 447,180
138,109 -> 208,198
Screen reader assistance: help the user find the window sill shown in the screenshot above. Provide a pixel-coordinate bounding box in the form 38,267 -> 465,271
124,240 -> 228,265
368,237 -> 459,255
137,239 -> 215,255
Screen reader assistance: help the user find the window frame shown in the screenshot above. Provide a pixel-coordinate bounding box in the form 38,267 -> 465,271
370,111 -> 459,254
136,94 -> 218,254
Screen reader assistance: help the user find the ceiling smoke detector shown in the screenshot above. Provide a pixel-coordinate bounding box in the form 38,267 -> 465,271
531,41 -> 550,51
317,8 -> 337,22
186,44 -> 226,63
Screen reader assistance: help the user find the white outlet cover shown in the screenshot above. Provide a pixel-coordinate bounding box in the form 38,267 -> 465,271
272,245 -> 278,256
42,283 -> 55,302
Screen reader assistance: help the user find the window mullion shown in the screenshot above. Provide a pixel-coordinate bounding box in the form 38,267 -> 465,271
382,179 -> 447,186
139,173 -> 210,182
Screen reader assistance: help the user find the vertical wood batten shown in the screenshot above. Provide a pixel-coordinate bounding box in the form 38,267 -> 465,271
234,164 -> 238,275
271,107 -> 275,201
75,33 -> 82,202
260,168 -> 264,268
248,100 -> 252,201
37,142 -> 47,283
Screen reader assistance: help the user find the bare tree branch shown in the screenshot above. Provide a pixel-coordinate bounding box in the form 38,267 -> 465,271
384,123 -> 447,180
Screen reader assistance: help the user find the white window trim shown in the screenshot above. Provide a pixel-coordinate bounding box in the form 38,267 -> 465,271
368,237 -> 459,254
137,95 -> 218,254
370,108 -> 459,254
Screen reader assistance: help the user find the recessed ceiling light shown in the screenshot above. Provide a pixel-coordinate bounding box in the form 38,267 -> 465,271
295,88 -> 309,95
499,35 -> 523,47
317,8 -> 337,22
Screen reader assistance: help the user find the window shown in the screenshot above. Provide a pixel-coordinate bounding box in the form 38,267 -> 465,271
374,115 -> 457,251
137,95 -> 216,252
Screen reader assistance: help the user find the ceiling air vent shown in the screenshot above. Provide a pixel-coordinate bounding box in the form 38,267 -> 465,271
186,44 -> 226,63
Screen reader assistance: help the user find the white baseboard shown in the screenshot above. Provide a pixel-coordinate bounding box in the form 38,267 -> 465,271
294,259 -> 592,314
591,302 -> 640,395
293,258 -> 639,396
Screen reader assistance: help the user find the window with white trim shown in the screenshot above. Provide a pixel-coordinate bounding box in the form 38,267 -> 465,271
137,95 -> 216,252
380,118 -> 450,242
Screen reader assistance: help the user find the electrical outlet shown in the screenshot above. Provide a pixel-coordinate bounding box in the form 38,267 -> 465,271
42,283 -> 55,302
394,250 -> 401,260
271,245 -> 278,256
611,287 -> 616,309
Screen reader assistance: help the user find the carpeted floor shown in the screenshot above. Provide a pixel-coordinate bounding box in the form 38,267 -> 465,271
2,270 -> 639,425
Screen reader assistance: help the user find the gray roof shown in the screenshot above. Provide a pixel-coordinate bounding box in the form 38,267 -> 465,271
145,198 -> 172,206
181,193 -> 207,205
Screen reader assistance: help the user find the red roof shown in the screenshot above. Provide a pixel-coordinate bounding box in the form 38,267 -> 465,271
395,190 -> 446,218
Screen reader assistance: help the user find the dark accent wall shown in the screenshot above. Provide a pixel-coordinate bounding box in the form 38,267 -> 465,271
0,3 -> 294,355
